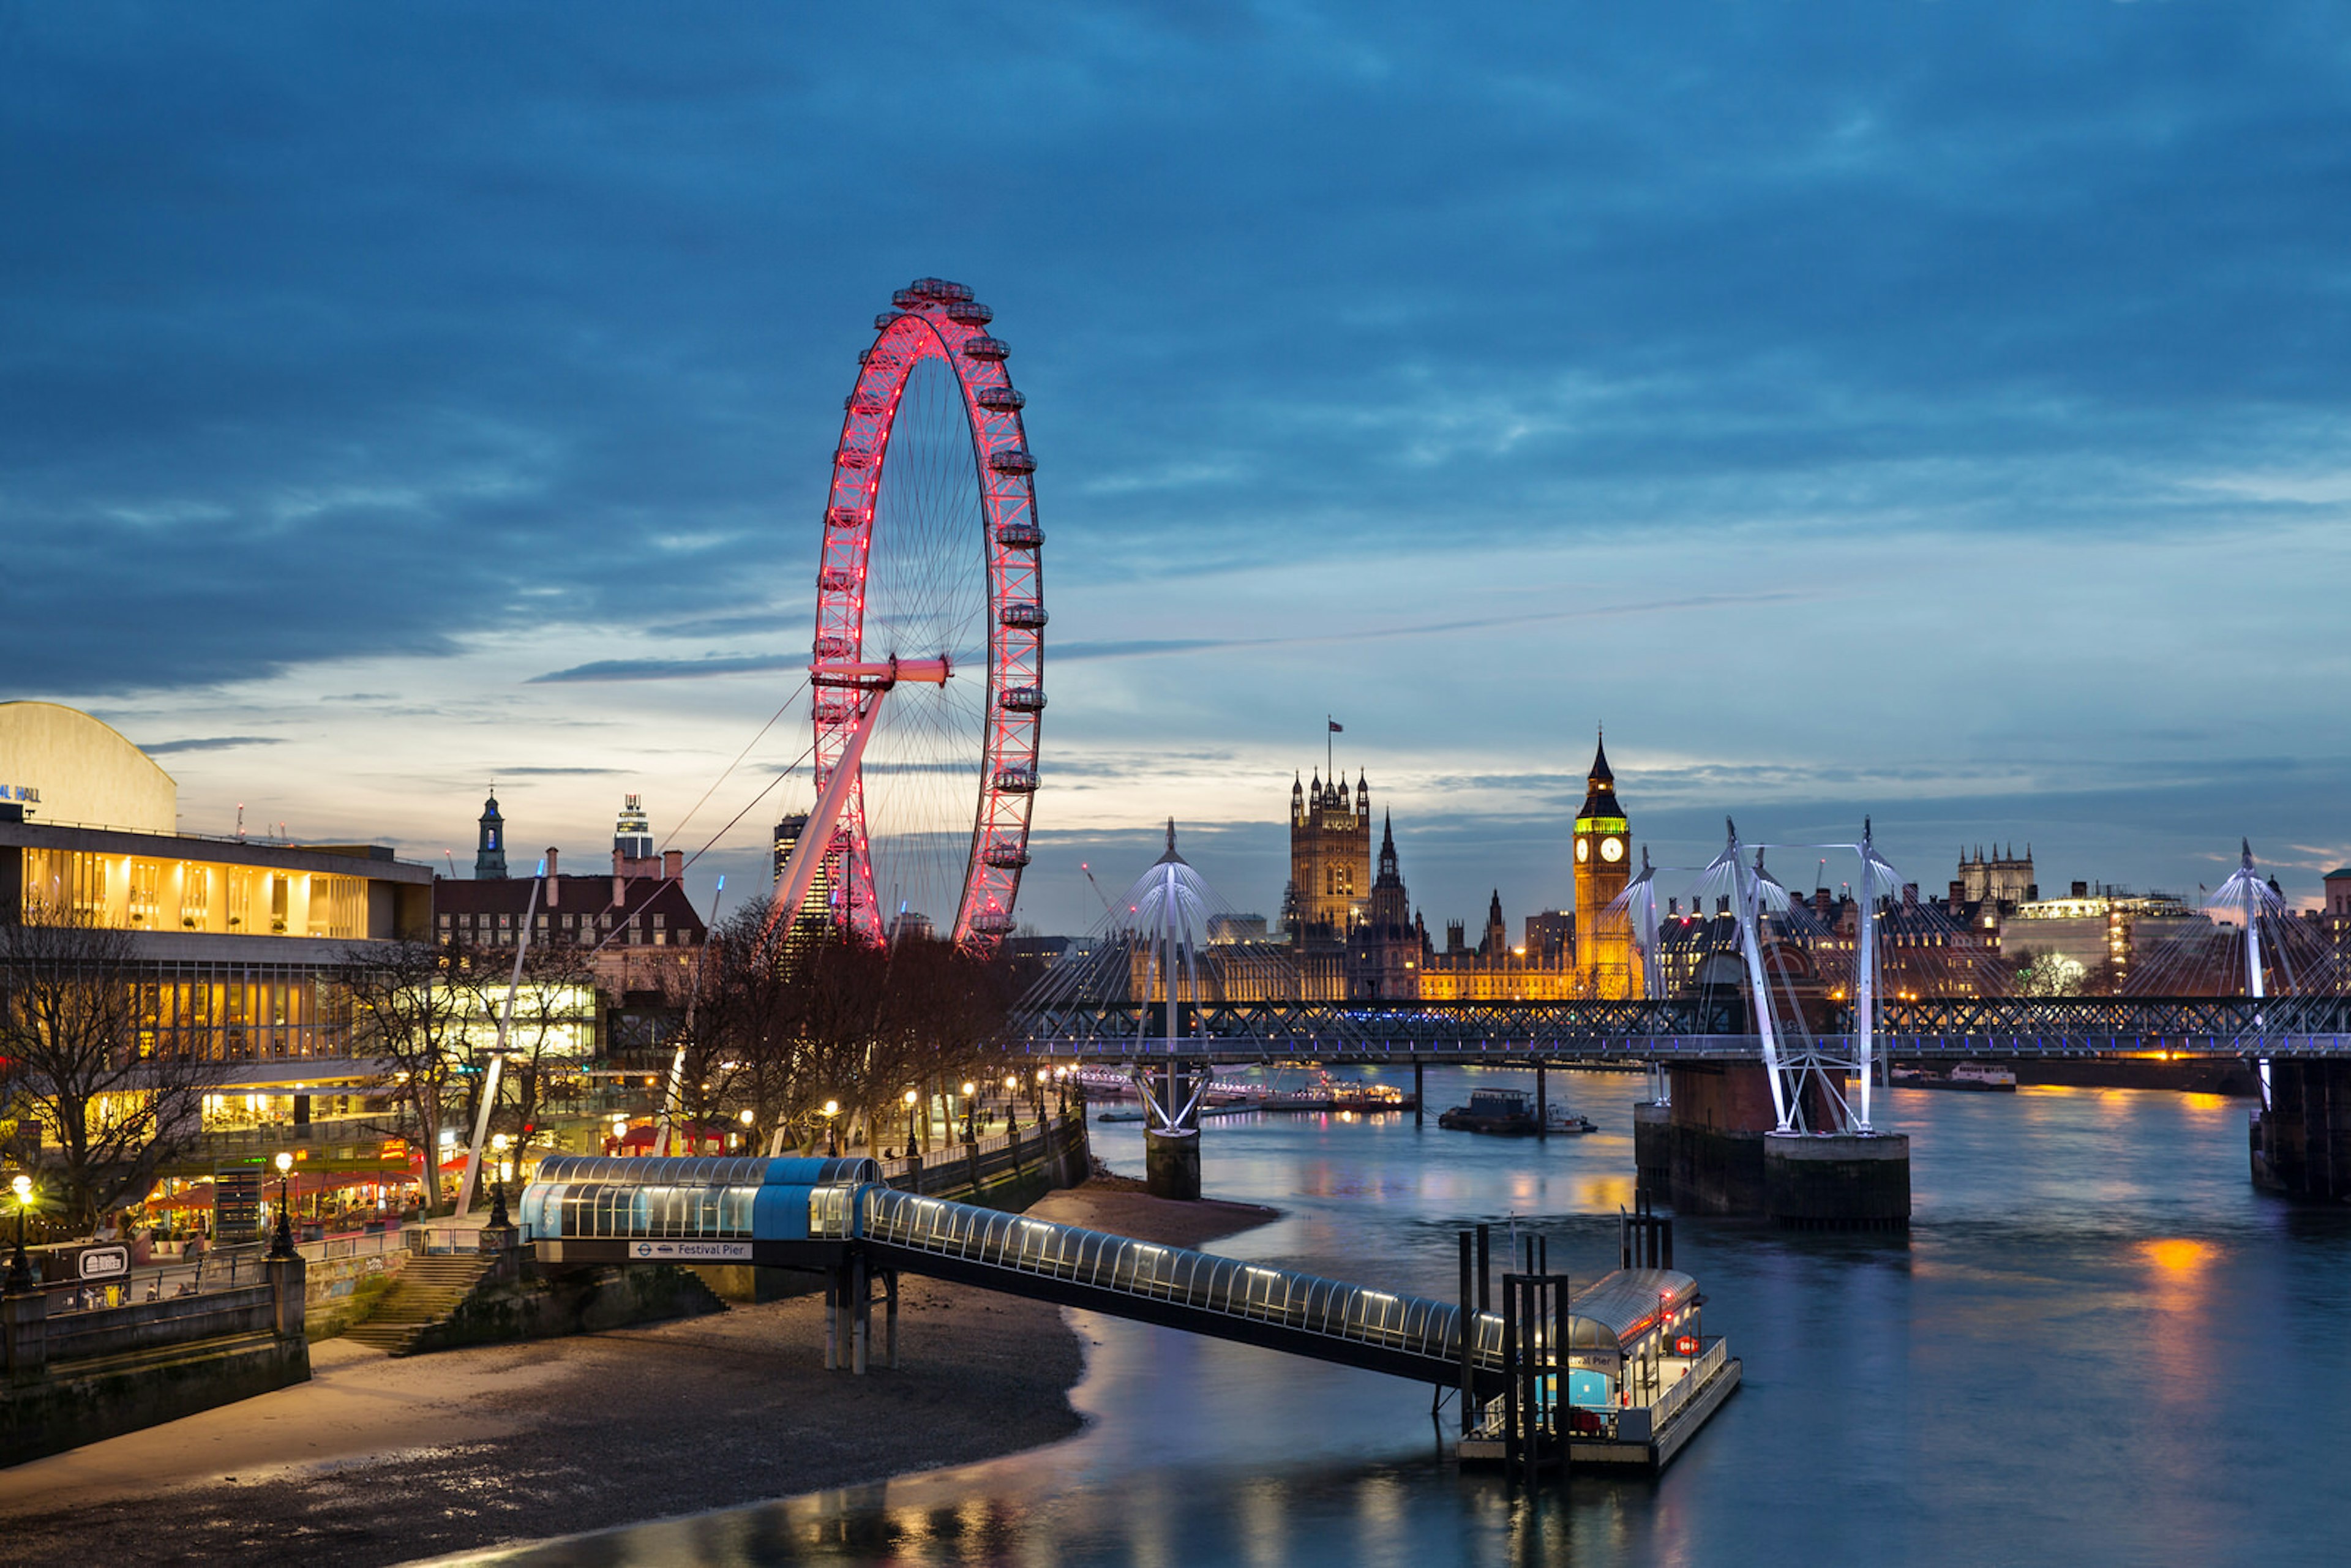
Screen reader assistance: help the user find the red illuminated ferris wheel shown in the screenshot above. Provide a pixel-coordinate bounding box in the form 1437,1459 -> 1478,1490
770,278 -> 1044,952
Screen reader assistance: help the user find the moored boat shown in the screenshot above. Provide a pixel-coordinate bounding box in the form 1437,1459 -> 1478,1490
1889,1062 -> 2018,1092
1438,1088 -> 1597,1136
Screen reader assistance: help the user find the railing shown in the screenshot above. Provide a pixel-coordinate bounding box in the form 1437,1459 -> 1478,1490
1008,996 -> 2351,1058
869,1115 -> 1083,1198
846,1184 -> 1504,1376
1649,1335 -> 1728,1433
38,1226 -> 412,1311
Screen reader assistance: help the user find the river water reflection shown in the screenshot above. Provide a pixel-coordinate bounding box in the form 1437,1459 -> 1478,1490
479,1068 -> 2351,1565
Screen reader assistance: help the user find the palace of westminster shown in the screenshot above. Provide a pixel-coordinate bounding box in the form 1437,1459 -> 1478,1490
1262,733 -> 1641,1002
1237,730 -> 2320,1005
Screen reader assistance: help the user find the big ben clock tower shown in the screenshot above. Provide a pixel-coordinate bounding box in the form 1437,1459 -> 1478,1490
1572,730 -> 1635,998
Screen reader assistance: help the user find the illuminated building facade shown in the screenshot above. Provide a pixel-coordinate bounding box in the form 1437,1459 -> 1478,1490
1347,814 -> 1422,999
771,811 -> 838,956
474,791 -> 509,879
434,799 -> 709,997
0,702 -> 433,1138
2004,882 -> 2205,981
1572,733 -> 1638,999
1286,768 -> 1370,944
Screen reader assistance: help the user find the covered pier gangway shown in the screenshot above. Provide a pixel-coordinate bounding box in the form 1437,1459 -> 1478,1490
516,1156 -> 1734,1461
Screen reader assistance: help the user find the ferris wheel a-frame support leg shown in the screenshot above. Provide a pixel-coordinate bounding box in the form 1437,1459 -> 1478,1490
763,659 -> 951,950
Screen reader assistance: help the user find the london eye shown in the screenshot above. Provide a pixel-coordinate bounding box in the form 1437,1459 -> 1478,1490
772,278 -> 1044,951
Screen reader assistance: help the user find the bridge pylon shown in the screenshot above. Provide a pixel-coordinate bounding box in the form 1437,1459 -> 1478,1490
1134,1058 -> 1208,1201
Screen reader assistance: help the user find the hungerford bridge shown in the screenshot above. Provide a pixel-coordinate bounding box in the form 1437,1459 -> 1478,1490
992,834 -> 2351,1225
1009,994 -> 2351,1063
1005,992 -> 2351,1226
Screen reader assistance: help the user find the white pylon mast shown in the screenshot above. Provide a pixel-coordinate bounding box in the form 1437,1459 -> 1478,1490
2239,839 -> 2271,1110
1723,823 -> 1794,1131
1853,819 -> 1885,1133
457,856 -> 545,1218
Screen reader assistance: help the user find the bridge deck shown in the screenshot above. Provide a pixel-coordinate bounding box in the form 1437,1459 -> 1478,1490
1010,997 -> 2351,1061
848,1187 -> 1505,1391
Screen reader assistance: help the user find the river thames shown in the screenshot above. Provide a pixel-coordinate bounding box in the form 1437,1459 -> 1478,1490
469,1068 -> 2351,1566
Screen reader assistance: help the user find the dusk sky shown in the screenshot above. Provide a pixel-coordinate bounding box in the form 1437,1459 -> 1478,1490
6,4 -> 2349,936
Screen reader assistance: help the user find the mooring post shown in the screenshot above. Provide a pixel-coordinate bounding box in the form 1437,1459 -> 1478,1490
1520,1276 -> 1540,1490
1535,1063 -> 1548,1140
885,1269 -> 899,1370
851,1253 -> 869,1375
1458,1230 -> 1475,1438
1501,1270 -> 1520,1477
1477,1223 -> 1491,1313
1415,1060 -> 1425,1127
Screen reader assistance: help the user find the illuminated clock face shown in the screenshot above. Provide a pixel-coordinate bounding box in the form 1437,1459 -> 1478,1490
1575,839 -> 1590,863
1600,837 -> 1625,863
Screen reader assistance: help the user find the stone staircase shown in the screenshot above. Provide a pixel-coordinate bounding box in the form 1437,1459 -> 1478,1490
342,1255 -> 500,1356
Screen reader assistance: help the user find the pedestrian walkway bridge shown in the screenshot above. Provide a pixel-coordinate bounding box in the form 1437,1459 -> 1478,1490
516,1155 -> 1734,1466
1011,995 -> 2351,1062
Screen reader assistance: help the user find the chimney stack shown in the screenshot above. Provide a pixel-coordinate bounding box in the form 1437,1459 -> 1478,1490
663,849 -> 683,882
546,848 -> 560,904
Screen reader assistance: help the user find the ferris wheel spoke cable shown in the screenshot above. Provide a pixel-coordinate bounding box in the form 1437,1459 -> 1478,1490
656,673 -> 812,859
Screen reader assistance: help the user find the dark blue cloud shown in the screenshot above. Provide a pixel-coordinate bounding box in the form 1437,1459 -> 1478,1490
4,2 -> 2349,696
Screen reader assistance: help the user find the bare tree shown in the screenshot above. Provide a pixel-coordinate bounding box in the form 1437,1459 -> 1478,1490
343,939 -> 474,1214
0,906 -> 223,1230
658,909 -> 1015,1157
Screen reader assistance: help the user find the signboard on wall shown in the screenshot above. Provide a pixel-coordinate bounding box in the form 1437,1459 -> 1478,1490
75,1245 -> 129,1280
628,1240 -> 752,1262
213,1168 -> 264,1242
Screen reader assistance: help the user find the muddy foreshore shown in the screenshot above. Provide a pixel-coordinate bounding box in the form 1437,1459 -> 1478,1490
0,1182 -> 1276,1568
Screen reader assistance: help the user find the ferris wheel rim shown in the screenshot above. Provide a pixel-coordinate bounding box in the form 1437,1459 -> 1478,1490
809,279 -> 1043,951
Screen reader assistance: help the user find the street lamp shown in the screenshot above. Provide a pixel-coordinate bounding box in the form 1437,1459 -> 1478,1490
269,1151 -> 296,1259
488,1133 -> 512,1232
1004,1074 -> 1020,1133
7,1174 -> 34,1294
961,1082 -> 978,1142
822,1099 -> 840,1157
904,1089 -> 920,1155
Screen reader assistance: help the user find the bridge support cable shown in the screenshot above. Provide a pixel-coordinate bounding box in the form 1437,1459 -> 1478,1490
1710,824 -> 1793,1131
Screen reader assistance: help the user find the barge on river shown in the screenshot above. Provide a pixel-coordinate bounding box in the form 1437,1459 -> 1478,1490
1457,1267 -> 1741,1472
